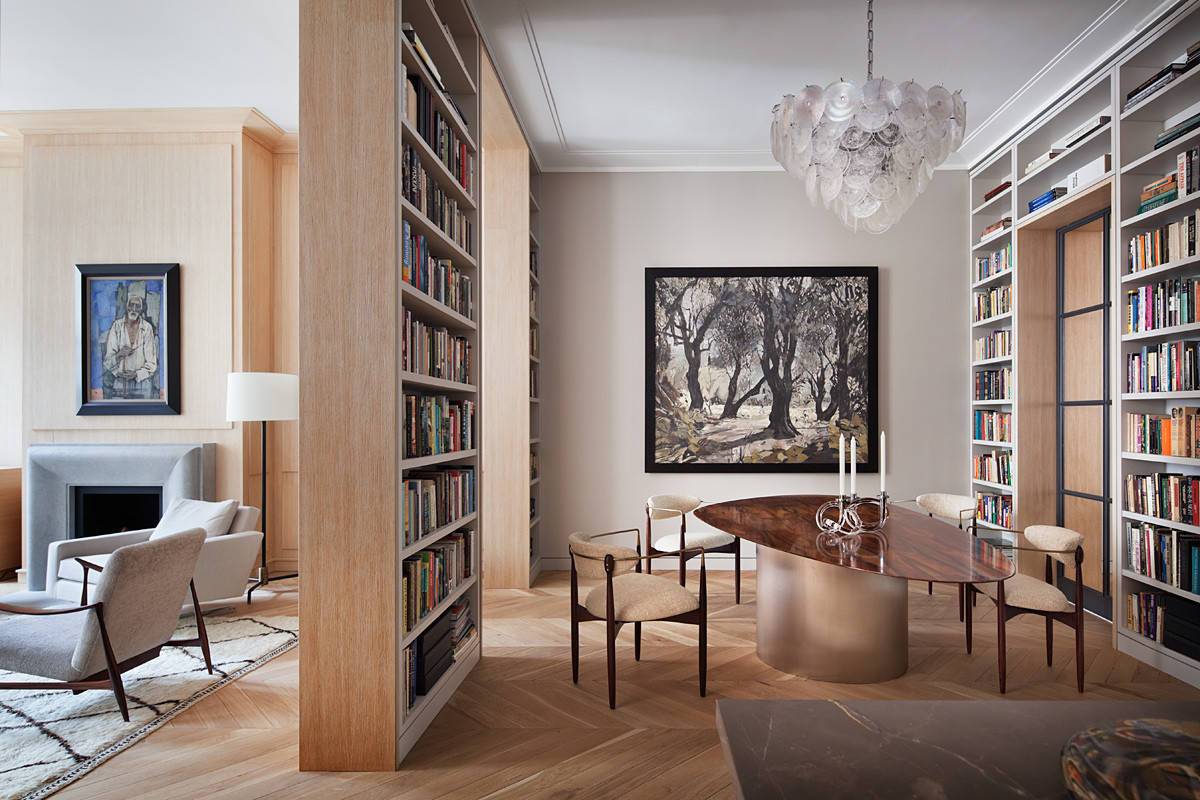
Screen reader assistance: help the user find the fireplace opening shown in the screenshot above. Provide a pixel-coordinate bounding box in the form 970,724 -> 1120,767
73,485 -> 163,538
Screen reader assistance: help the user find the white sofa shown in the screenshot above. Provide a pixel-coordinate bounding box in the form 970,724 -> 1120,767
46,504 -> 263,610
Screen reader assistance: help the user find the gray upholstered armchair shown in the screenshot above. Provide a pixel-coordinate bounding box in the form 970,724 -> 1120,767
0,529 -> 212,721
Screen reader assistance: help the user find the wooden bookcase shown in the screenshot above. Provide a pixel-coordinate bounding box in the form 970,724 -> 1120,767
965,0 -> 1200,688
530,161 -> 543,583
299,0 -> 484,770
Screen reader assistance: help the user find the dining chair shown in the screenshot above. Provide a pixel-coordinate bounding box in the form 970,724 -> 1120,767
568,529 -> 707,709
913,493 -> 978,621
645,494 -> 740,603
965,525 -> 1085,693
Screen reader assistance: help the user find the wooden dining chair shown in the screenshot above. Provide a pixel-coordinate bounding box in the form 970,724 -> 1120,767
914,493 -> 978,620
965,525 -> 1085,693
568,529 -> 707,709
645,494 -> 740,603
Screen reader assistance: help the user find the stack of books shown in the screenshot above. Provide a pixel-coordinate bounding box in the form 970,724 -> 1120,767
449,598 -> 476,658
1125,407 -> 1200,457
974,242 -> 1012,282
972,451 -> 1012,485
402,467 -> 476,546
983,180 -> 1011,202
1126,521 -> 1200,594
1156,115 -> 1200,152
979,216 -> 1012,242
976,493 -> 1013,528
1053,114 -> 1111,151
1025,149 -> 1064,176
1028,186 -> 1067,214
1127,591 -> 1165,641
1124,472 -> 1200,523
973,409 -> 1011,442
1126,339 -> 1200,393
1127,209 -> 1200,272
974,367 -> 1012,401
1125,276 -> 1199,334
1123,39 -> 1200,111
973,285 -> 1012,322
402,310 -> 473,383
973,330 -> 1011,361
1138,173 -> 1179,215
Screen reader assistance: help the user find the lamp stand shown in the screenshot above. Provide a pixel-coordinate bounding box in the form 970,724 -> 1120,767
247,419 -> 297,602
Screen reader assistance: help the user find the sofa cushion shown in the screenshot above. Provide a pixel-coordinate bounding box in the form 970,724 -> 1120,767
57,553 -> 113,585
0,612 -> 90,681
150,498 -> 238,540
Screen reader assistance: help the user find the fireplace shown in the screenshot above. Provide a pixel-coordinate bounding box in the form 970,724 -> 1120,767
73,485 -> 163,538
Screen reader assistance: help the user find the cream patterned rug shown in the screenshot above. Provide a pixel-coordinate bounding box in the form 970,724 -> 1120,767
0,613 -> 298,800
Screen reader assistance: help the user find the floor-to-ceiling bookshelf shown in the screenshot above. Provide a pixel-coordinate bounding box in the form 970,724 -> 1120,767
529,161 -> 543,583
965,0 -> 1200,689
397,0 -> 483,762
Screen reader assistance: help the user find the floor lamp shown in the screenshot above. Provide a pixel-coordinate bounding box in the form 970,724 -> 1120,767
227,371 -> 299,603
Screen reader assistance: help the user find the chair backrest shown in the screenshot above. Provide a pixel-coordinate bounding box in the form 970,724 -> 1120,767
915,493 -> 976,523
646,494 -> 702,521
1024,525 -> 1084,566
229,505 -> 261,533
568,532 -> 638,579
71,528 -> 207,678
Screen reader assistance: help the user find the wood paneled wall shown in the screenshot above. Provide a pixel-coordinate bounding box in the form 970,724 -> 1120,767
299,0 -> 399,771
0,148 -> 21,470
270,146 -> 300,572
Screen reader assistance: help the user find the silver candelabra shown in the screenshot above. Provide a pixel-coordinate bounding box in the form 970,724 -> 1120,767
814,492 -> 890,560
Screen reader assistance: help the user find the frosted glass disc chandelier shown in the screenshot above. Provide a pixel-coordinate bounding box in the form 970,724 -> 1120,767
771,0 -> 966,233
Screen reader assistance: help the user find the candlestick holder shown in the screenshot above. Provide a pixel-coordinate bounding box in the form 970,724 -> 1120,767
814,492 -> 890,561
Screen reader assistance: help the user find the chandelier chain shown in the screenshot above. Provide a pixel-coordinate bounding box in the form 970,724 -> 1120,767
866,0 -> 874,80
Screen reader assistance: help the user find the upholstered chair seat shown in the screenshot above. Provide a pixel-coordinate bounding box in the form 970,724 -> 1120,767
978,573 -> 1072,612
651,530 -> 734,552
583,572 -> 700,621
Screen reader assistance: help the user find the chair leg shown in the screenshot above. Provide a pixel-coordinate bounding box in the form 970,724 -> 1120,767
634,621 -> 642,661
570,611 -> 580,684
928,581 -> 933,595
1046,617 -> 1054,667
965,586 -> 973,654
734,541 -> 741,604
699,615 -> 707,698
678,516 -> 687,588
606,615 -> 617,709
1075,616 -> 1085,693
958,583 -> 964,623
190,581 -> 213,675
997,582 -> 1007,694
95,608 -> 130,722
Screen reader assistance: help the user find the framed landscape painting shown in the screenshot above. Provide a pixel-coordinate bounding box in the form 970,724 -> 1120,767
645,266 -> 878,472
76,263 -> 181,416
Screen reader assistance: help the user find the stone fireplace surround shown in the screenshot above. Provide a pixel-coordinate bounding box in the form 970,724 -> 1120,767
24,443 -> 215,590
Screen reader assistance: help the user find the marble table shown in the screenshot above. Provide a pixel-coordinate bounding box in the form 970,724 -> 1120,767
715,699 -> 1200,799
696,495 -> 1013,682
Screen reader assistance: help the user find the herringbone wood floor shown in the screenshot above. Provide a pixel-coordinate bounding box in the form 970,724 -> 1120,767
49,571 -> 1200,799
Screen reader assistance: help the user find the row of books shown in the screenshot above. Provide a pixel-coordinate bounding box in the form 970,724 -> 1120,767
1124,40 -> 1200,110
1028,186 -> 1066,214
530,327 -> 539,359
401,531 -> 475,635
1128,591 -> 1166,641
973,409 -> 1011,443
1137,172 -> 1180,216
1169,148 -> 1200,203
973,330 -> 1011,361
1126,521 -> 1200,594
1127,210 -> 1199,273
1126,591 -> 1200,662
1125,407 -> 1200,457
404,394 -> 476,459
402,221 -> 474,320
400,22 -> 466,122
402,310 -> 472,384
531,448 -> 539,480
979,216 -> 1011,242
973,285 -> 1012,322
402,144 -> 474,256
974,367 -> 1012,401
1125,339 -> 1200,393
530,364 -> 538,399
1125,276 -> 1200,334
976,492 -> 1013,529
450,598 -> 477,659
530,284 -> 539,318
404,74 -> 475,195
1124,472 -> 1200,525
974,243 -> 1012,283
401,467 -> 476,546
972,451 -> 1012,486
530,249 -> 539,278
1155,113 -> 1200,153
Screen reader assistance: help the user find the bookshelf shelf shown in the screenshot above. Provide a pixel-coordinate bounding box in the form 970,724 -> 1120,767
401,449 -> 478,470
1122,568 -> 1200,601
972,355 -> 1013,366
400,117 -> 476,210
1016,174 -> 1113,229
1120,61 -> 1200,122
972,399 -> 1014,406
973,227 -> 1012,251
401,574 -> 478,648
530,437 -> 541,445
400,283 -> 476,331
530,269 -> 540,286
530,515 -> 541,528
1121,253 -> 1200,285
1123,510 -> 1200,536
972,478 -> 1014,493
530,191 -> 540,212
400,372 -> 477,393
530,229 -> 541,249
1122,126 -> 1200,176
1117,631 -> 1200,688
1121,189 -> 1200,228
973,440 -> 1014,448
400,196 -> 477,267
972,187 -> 1012,216
530,313 -> 541,325
972,311 -> 1013,328
404,0 -> 477,95
399,38 -> 476,151
1121,451 -> 1200,466
531,476 -> 540,486
971,269 -> 1012,290
400,512 -> 478,561
1122,391 -> 1200,400
1122,321 -> 1200,341
530,354 -> 540,364
405,633 -> 479,721
1016,123 -> 1112,187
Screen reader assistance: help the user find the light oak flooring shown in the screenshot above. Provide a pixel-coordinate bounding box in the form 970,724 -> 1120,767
31,571 -> 1200,799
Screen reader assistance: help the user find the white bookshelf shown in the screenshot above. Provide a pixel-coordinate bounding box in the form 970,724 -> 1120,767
396,0 -> 483,762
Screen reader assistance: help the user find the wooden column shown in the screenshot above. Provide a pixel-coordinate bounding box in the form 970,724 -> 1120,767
299,0 -> 398,771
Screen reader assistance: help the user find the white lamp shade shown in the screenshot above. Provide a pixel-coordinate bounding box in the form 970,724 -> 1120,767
226,372 -> 299,422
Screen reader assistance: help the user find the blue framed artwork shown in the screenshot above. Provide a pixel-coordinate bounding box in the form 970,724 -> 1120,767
76,263 -> 181,415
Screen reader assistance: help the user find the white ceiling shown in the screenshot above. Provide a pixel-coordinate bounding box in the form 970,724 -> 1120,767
0,0 -> 1176,169
473,0 -> 1171,170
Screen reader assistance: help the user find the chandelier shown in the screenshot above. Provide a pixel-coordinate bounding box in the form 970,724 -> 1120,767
771,0 -> 966,234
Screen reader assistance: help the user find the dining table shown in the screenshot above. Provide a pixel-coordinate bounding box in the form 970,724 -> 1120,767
695,494 -> 1014,683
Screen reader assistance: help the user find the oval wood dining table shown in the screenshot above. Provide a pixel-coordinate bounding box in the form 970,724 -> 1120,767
695,495 -> 1014,683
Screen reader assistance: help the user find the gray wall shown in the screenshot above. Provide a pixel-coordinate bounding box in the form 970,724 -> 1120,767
537,169 -> 969,566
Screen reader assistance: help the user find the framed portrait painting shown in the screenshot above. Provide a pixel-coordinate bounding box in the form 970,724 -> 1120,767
645,266 -> 878,472
76,263 -> 181,416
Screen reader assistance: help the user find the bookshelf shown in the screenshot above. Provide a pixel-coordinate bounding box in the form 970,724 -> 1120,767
397,0 -> 482,763
529,161 -> 543,583
964,0 -> 1200,688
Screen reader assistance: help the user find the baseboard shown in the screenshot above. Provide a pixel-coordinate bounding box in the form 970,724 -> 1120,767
539,554 -> 755,572
268,559 -> 297,575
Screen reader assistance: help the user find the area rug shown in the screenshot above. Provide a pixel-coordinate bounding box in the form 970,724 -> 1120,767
0,613 -> 298,800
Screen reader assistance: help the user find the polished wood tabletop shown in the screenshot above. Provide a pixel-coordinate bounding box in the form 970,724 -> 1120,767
695,495 -> 1014,584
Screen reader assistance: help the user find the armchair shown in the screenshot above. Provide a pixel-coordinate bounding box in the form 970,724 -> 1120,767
569,528 -> 708,709
0,529 -> 212,721
46,503 -> 263,609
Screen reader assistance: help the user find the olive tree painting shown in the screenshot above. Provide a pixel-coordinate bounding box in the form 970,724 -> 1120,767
645,266 -> 877,472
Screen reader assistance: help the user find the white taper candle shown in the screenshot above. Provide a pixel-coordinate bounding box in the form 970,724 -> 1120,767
880,431 -> 887,494
850,437 -> 857,496
838,434 -> 846,497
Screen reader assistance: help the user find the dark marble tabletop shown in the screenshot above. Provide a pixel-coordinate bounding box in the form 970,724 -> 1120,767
715,699 -> 1200,799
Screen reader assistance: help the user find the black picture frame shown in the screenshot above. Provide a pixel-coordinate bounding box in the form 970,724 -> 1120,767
645,266 -> 878,473
76,263 -> 181,416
